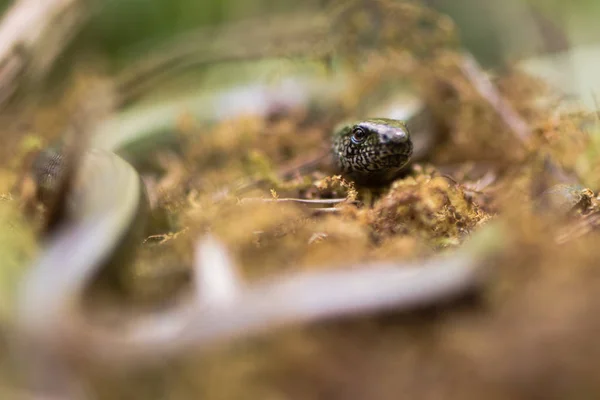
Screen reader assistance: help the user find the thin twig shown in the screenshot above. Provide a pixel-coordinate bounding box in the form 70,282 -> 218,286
241,197 -> 348,205
459,52 -> 581,187
459,53 -> 532,144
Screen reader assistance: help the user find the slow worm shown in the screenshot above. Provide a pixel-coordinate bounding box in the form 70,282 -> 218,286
17,75 -> 504,366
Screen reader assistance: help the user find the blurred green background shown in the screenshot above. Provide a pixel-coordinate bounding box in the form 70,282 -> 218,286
0,0 -> 599,71
64,0 -> 600,66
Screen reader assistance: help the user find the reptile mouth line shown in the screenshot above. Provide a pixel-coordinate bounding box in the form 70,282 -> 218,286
375,154 -> 411,166
361,148 -> 412,157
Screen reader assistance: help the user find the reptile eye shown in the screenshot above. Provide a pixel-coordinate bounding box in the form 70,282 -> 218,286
351,127 -> 367,144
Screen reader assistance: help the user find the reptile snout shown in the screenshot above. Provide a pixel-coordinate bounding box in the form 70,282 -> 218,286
378,128 -> 408,144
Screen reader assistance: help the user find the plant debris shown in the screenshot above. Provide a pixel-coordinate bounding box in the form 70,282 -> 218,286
6,2 -> 600,399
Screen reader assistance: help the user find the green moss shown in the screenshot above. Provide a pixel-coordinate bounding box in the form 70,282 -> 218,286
0,198 -> 37,322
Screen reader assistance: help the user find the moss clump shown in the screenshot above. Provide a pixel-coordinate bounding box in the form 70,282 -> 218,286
370,173 -> 488,247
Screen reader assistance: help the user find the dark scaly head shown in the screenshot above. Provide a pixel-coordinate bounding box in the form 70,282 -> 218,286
32,147 -> 66,205
331,118 -> 413,186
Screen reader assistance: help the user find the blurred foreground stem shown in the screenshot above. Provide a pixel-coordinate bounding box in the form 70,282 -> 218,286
0,0 -> 89,109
